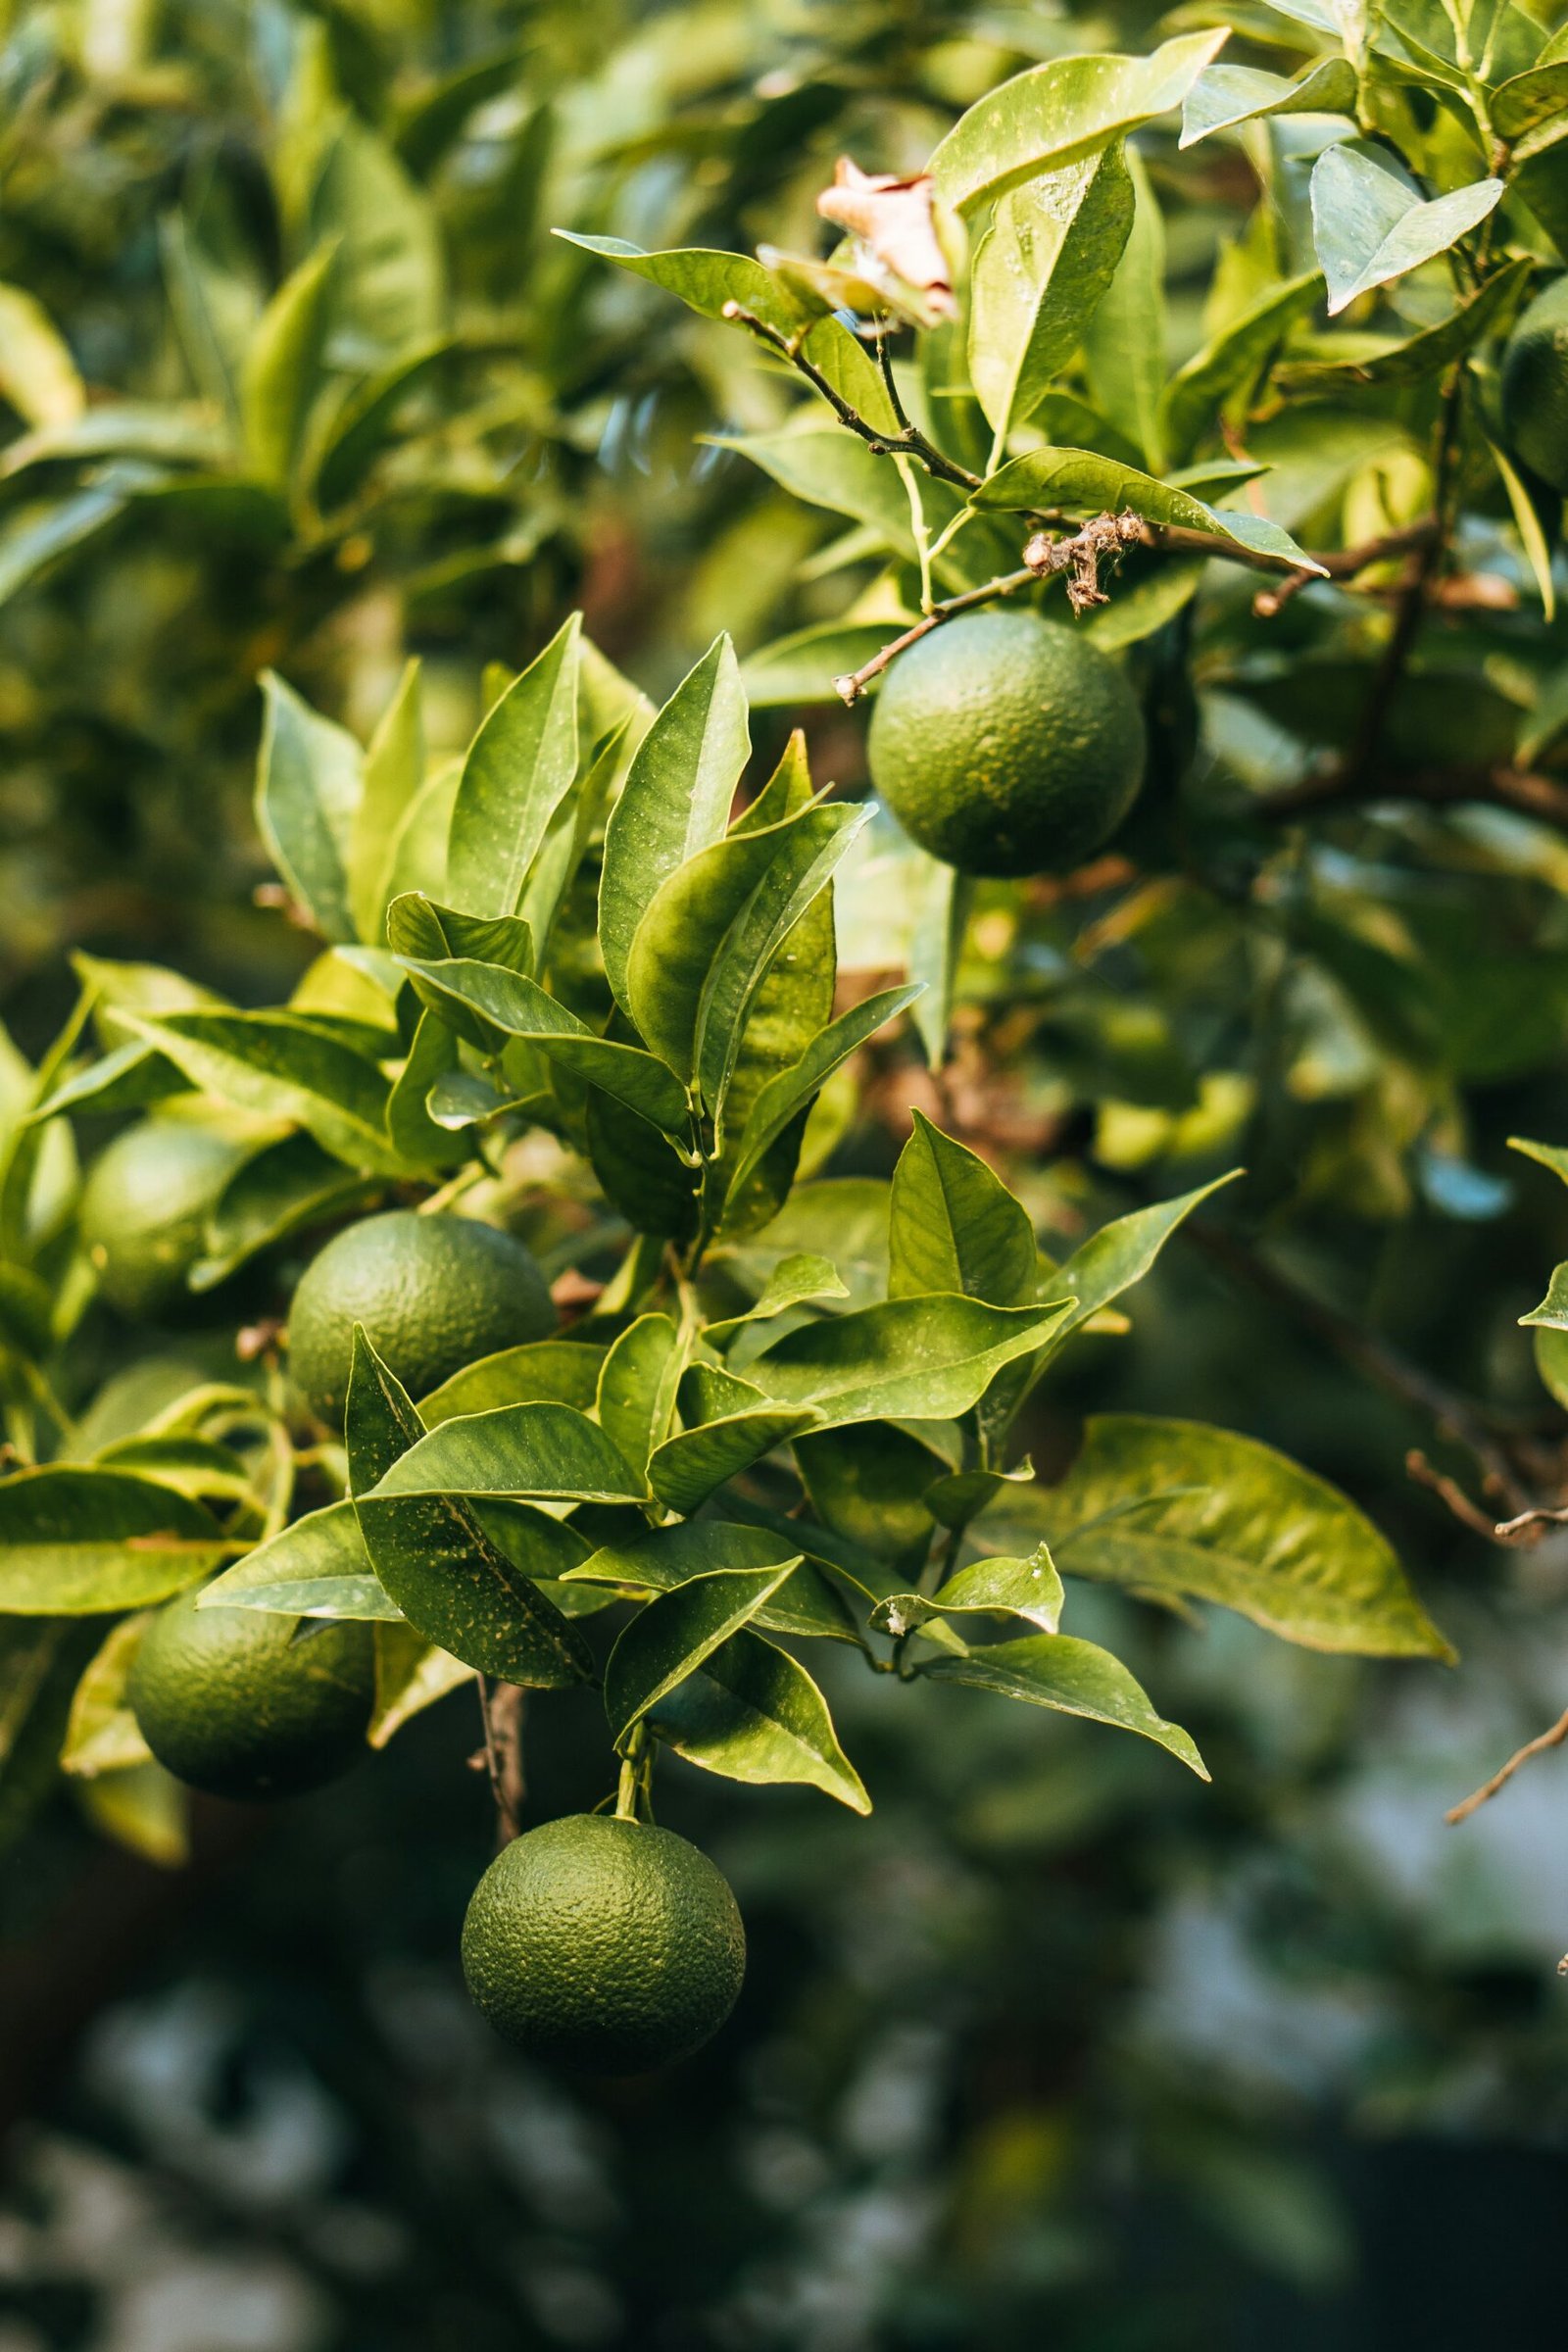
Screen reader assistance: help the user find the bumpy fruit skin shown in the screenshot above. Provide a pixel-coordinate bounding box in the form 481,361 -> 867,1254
461,1814 -> 747,2073
127,1587 -> 375,1801
1501,275 -> 1568,493
287,1208 -> 555,1426
79,1119 -> 246,1316
866,607 -> 1147,877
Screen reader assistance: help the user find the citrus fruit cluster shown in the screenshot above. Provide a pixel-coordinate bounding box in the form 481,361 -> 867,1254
120,1202 -> 746,2075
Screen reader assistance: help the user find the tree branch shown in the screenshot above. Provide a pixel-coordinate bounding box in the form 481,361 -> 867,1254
474,1677 -> 525,1845
834,566 -> 1037,704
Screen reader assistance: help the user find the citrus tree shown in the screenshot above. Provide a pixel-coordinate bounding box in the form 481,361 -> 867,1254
2,0 -> 1568,2086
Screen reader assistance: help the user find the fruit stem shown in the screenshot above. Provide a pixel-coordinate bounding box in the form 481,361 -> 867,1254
614,1722 -> 653,1822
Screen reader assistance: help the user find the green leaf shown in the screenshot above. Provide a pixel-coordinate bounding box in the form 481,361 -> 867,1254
1493,59 -> 1568,141
193,1131 -> 373,1290
719,985 -> 922,1212
1083,145 -> 1167,471
931,29 -> 1228,212
349,659 -> 425,941
627,799 -> 868,1122
0,1468 -> 226,1613
1039,1172 -> 1241,1347
368,1401 -> 647,1503
986,1416 -> 1453,1658
1521,1261 -> 1568,1330
241,242 -> 337,487
1180,58 -> 1357,146
60,1616 -> 152,1779
906,857 -> 973,1070
1276,258 -> 1531,390
254,671 -> 362,945
975,448 -> 1325,574
419,1339 -> 605,1424
646,1628 -> 869,1810
1309,149 -> 1503,317
968,143 -> 1135,439
585,1090 -> 700,1242
741,622 -> 897,708
794,1422 -> 947,1570
599,636 -> 751,1016
391,957 -> 690,1136
566,1519 -> 856,1643
596,1313 -> 682,1478
889,1110 -> 1038,1307
309,118 -> 445,362
705,1253 -> 849,1343
347,1334 -> 592,1686
553,231 -> 808,338
603,1562 -> 797,1747
872,1545 -> 1064,1637
714,419 -> 923,557
197,1498 -> 397,1620
648,1400 -> 823,1515
445,613 -> 581,920
384,1008 -> 465,1169
1511,1135 -> 1568,1189
1158,271 -> 1323,465
752,1295 -> 1070,1430
922,1632 -> 1208,1776
368,1627 -> 472,1747
314,342 -> 450,514
1489,433 -> 1557,622
118,1010 -> 406,1175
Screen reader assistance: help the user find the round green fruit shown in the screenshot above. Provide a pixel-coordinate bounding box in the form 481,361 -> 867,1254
1501,275 -> 1568,494
287,1208 -> 555,1426
127,1586 -> 375,1801
461,1814 -> 746,2073
79,1118 -> 246,1317
865,607 -> 1147,878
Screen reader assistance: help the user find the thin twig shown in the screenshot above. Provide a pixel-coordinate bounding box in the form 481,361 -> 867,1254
1405,1448 -> 1507,1543
1446,1702 -> 1568,1824
1250,521 -> 1438,617
722,302 -> 982,491
1494,1503 -> 1568,1543
834,567 -> 1036,704
474,1677 -> 524,1845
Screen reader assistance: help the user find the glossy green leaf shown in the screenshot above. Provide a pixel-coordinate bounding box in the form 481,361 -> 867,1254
719,985 -> 923,1211
599,636 -> 751,1016
347,1334 -> 592,1685
906,856 -> 973,1070
1520,1261 -> 1568,1330
391,958 -> 689,1136
1493,60 -> 1568,141
368,1626 -> 473,1747
596,1313 -> 682,1478
1309,149 -> 1503,317
1510,1135 -> 1568,1189
872,1545 -> 1064,1637
794,1422 -> 947,1569
1278,259 -> 1530,391
1039,1172 -> 1241,1347
445,613 -> 581,920
969,143 -> 1135,438
1489,433 -> 1556,622
60,1616 -> 152,1779
984,1416 -> 1453,1658
931,30 -> 1228,211
585,1089 -> 701,1242
419,1340 -> 605,1424
647,1628 -> 869,1810
752,1295 -> 1069,1430
715,420 -> 922,556
197,1498 -> 397,1619
889,1110 -> 1038,1307
384,1008 -> 465,1169
254,671 -> 362,945
349,659 -> 426,941
1180,58 -> 1357,146
118,1009 -> 405,1175
565,1518 -> 855,1642
976,448 -> 1324,574
554,231 -> 808,338
628,799 -> 867,1123
922,1632 -> 1208,1776
1083,145 -> 1167,471
705,1253 -> 848,1343
648,1404 -> 823,1515
0,1468 -> 226,1613
368,1400 -> 647,1503
603,1562 -> 796,1746
310,118 -> 445,362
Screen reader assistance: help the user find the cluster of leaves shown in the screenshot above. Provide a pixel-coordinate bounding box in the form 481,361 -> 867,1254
0,605 -> 1450,1856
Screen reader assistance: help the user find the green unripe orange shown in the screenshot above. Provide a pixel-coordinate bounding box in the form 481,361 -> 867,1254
866,607 -> 1146,877
461,1814 -> 746,2073
1501,275 -> 1568,493
79,1119 -> 247,1316
287,1208 -> 555,1426
127,1586 -> 375,1801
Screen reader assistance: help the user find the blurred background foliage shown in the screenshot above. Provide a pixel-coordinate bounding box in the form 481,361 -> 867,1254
3,0 -> 1568,2346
